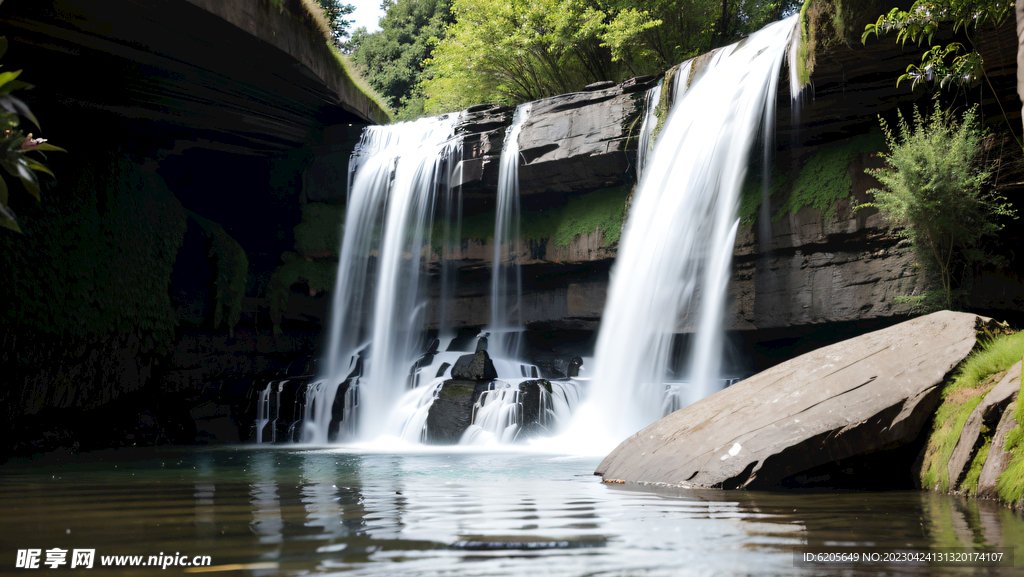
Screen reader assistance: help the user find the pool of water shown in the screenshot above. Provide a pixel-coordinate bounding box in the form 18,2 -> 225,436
2,446 -> 1022,576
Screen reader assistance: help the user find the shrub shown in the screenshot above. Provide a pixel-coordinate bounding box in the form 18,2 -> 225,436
863,100 -> 1014,311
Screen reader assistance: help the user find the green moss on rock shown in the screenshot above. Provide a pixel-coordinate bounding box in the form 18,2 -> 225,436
521,185 -> 631,248
1,150 -> 186,354
188,213 -> 249,337
268,255 -> 337,330
294,202 -> 344,258
774,132 -> 884,222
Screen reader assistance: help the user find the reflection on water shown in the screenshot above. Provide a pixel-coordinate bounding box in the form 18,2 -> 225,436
1,447 -> 1022,576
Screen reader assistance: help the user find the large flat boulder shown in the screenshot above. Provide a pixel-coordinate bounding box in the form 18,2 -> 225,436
596,311 -> 988,489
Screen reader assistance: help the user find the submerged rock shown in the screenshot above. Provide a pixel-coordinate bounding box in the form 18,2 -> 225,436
451,350 -> 498,381
596,311 -> 988,489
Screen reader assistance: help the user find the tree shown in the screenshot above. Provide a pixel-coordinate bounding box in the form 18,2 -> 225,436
419,0 -> 799,114
864,100 -> 1014,311
0,37 -> 64,233
312,0 -> 357,48
863,2 -> 1012,97
349,0 -> 454,117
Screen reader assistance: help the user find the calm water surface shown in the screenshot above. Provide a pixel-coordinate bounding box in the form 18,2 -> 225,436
2,446 -> 1022,576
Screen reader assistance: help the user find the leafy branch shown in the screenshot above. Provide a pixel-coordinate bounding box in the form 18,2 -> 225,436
0,36 -> 65,233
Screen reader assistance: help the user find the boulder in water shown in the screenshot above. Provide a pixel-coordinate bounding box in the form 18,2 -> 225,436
517,379 -> 553,438
451,350 -> 498,381
425,380 -> 486,444
596,311 -> 990,489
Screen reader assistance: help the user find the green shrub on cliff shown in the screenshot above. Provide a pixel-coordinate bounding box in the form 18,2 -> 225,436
521,186 -> 630,248
863,101 -> 1013,311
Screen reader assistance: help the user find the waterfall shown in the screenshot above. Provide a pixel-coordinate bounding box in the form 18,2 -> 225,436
575,16 -> 799,447
302,114 -> 463,443
488,103 -> 531,358
636,84 -> 662,181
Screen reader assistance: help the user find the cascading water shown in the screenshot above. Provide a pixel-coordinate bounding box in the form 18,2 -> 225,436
275,16 -> 799,451
302,115 -> 463,443
636,84 -> 662,181
566,16 -> 800,449
488,103 -> 531,359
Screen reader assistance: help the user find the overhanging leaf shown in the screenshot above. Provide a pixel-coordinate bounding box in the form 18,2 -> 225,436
34,143 -> 66,153
0,95 -> 39,129
0,80 -> 32,96
0,69 -> 22,90
14,157 -> 39,200
23,157 -> 54,178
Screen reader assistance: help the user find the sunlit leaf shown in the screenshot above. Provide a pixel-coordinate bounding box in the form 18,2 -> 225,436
0,69 -> 21,90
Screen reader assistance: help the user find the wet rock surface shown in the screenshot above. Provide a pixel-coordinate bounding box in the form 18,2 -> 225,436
596,311 -> 986,489
451,350 -> 499,381
425,380 -> 486,444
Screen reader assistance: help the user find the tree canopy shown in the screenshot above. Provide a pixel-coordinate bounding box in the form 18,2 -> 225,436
421,0 -> 800,114
312,0 -> 357,47
348,0 -> 454,119
350,0 -> 799,119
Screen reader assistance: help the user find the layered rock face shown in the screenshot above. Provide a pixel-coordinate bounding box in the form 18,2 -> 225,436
595,311 -> 986,489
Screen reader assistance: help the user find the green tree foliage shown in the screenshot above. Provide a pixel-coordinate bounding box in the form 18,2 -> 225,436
311,0 -> 357,47
863,1 -> 1011,91
419,0 -> 798,114
348,0 -> 454,117
864,100 -> 1015,311
0,37 -> 65,233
